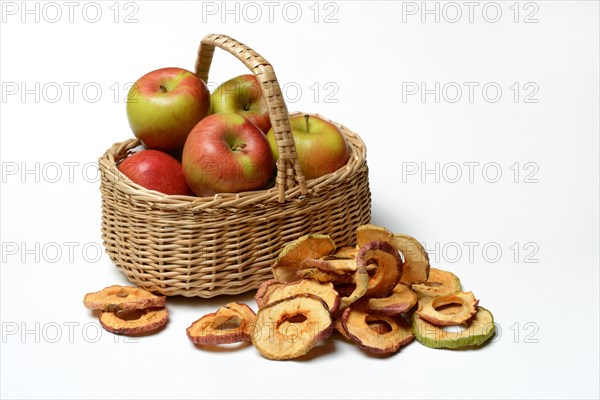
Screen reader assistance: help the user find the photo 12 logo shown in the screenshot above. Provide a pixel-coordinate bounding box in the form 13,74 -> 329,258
1,80 -> 341,105
1,1 -> 140,24
400,162 -> 540,184
401,82 -> 540,104
423,241 -> 540,264
2,161 -> 100,184
1,81 -> 132,104
1,321 -> 137,344
200,1 -> 340,23
401,1 -> 540,23
1,241 -> 104,264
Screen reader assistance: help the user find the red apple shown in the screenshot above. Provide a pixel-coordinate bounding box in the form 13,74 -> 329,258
126,67 -> 210,152
210,74 -> 271,134
266,114 -> 350,180
182,113 -> 275,197
118,149 -> 193,196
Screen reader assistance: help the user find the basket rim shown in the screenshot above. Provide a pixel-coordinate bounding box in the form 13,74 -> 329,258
99,112 -> 368,211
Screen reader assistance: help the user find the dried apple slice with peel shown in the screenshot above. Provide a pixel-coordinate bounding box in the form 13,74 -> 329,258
356,225 -> 430,284
334,316 -> 391,339
272,234 -> 336,282
393,234 -> 430,284
411,268 -> 461,298
333,318 -> 351,339
187,302 -> 256,345
84,285 -> 166,312
255,279 -> 284,308
301,257 -> 359,274
358,241 -> 403,298
296,267 -> 354,284
367,283 -> 418,316
339,264 -> 369,310
412,306 -> 495,349
251,293 -> 334,360
334,283 -> 357,298
356,224 -> 394,247
255,279 -> 340,314
301,255 -> 378,275
223,302 -> 257,333
341,301 -> 414,354
100,307 -> 168,335
333,246 -> 359,259
416,292 -> 479,326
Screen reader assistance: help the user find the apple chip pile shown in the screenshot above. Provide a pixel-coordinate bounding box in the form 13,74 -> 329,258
187,224 -> 495,360
83,285 -> 168,335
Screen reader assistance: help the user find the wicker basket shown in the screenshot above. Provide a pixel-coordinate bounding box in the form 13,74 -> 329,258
98,34 -> 371,297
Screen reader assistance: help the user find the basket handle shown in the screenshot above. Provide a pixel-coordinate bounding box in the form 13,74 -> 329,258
195,34 -> 307,203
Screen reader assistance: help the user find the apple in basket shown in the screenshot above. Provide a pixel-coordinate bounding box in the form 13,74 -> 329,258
118,149 -> 194,196
126,67 -> 210,152
266,114 -> 350,180
182,113 -> 275,197
210,74 -> 271,134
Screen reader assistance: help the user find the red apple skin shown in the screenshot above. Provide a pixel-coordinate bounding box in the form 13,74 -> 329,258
210,74 -> 271,134
182,113 -> 275,197
266,114 -> 350,180
127,67 -> 210,152
118,150 -> 194,196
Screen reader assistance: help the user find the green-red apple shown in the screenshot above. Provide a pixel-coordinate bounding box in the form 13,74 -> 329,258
126,67 -> 210,152
182,113 -> 275,197
266,114 -> 350,180
118,149 -> 194,196
210,74 -> 271,134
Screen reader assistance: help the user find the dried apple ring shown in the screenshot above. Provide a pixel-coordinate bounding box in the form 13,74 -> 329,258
368,283 -> 418,316
251,293 -> 334,360
301,256 -> 362,273
341,301 -> 413,354
356,224 -> 430,284
334,316 -> 390,340
255,279 -> 283,308
412,306 -> 495,349
411,268 -> 461,298
301,256 -> 378,275
256,279 -> 340,314
84,285 -> 166,312
333,318 -> 351,340
358,241 -> 403,298
356,224 -> 394,247
99,307 -> 168,335
296,267 -> 354,284
223,302 -> 257,330
393,234 -> 430,285
187,302 -> 256,345
333,246 -> 359,259
416,292 -> 478,326
339,264 -> 369,310
334,283 -> 358,298
272,234 -> 336,282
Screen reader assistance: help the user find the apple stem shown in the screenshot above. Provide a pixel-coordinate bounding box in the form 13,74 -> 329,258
159,84 -> 167,93
305,114 -> 310,133
232,143 -> 247,151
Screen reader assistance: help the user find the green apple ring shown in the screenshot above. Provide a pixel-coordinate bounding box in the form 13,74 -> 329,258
412,306 -> 495,349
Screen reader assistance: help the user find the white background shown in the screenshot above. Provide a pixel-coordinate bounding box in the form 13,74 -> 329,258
1,1 -> 599,399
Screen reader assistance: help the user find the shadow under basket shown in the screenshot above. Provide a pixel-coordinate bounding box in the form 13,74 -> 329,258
98,34 -> 371,298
